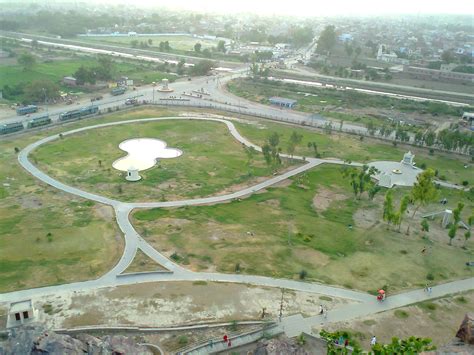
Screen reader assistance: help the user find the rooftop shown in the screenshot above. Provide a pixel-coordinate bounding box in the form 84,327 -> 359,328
9,300 -> 33,313
269,97 -> 297,105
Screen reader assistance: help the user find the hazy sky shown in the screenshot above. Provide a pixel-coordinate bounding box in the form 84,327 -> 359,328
131,0 -> 474,16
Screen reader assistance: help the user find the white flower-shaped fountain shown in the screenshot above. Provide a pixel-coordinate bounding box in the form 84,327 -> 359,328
112,138 -> 182,172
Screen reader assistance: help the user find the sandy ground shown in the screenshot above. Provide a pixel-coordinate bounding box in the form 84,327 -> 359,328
320,291 -> 474,350
22,282 -> 354,329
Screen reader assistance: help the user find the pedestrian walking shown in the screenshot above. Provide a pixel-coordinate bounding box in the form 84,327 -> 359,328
228,340 -> 232,347
319,304 -> 324,315
208,339 -> 213,348
223,334 -> 228,342
370,336 -> 377,346
323,306 -> 328,319
427,286 -> 432,295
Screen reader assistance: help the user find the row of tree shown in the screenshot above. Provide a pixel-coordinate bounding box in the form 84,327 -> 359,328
73,56 -> 116,85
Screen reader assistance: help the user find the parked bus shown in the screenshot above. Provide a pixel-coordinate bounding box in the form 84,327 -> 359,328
16,105 -> 38,116
27,115 -> 52,129
0,121 -> 24,135
111,87 -> 126,96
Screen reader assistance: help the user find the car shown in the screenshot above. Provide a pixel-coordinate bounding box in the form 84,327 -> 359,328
125,98 -> 138,105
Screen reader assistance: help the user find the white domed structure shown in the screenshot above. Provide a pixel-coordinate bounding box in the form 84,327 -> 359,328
125,167 -> 141,182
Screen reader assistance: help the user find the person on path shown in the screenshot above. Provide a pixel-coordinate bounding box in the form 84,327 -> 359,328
228,340 -> 232,347
223,334 -> 228,342
427,286 -> 432,295
208,339 -> 213,348
371,336 -> 377,346
319,305 -> 324,315
323,306 -> 328,319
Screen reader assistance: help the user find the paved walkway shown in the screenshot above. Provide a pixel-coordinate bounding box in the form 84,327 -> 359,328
2,116 -> 472,340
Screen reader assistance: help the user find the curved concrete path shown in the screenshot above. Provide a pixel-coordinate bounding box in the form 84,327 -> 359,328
2,116 -> 472,338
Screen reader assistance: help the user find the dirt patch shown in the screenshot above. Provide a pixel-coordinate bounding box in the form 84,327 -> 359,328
17,195 -> 44,209
312,187 -> 347,212
257,198 -> 281,208
32,281 -> 354,329
293,247 -> 330,267
354,206 -> 380,229
273,179 -> 292,188
94,205 -> 114,221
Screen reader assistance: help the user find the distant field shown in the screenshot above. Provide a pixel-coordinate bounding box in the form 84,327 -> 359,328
82,35 -> 218,52
0,57 -> 176,101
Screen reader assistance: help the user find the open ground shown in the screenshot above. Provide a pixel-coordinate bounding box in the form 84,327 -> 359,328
1,106 -> 473,352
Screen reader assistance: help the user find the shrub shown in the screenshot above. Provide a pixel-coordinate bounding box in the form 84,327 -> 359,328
462,181 -> 469,186
426,273 -> 435,281
394,310 -> 409,318
178,336 -> 188,345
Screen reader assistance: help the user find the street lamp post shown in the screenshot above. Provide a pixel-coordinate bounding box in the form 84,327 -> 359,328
42,88 -> 48,114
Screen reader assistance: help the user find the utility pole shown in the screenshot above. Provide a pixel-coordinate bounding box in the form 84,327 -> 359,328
279,288 -> 284,322
42,88 -> 48,114
152,87 -> 155,104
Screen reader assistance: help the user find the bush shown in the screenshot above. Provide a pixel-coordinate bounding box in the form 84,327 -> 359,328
426,273 -> 435,281
178,335 -> 188,345
394,310 -> 409,319
462,181 -> 469,186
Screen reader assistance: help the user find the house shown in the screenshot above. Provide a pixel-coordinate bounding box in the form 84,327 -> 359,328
269,97 -> 297,108
63,76 -> 77,86
7,300 -> 37,328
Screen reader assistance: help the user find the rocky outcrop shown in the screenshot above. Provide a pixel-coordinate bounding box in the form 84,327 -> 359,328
253,337 -> 311,355
456,313 -> 474,345
0,324 -> 153,355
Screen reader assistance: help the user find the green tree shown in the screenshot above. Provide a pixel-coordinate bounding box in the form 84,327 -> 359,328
421,219 -> 430,232
287,131 -> 303,160
24,79 -> 60,102
464,230 -> 471,247
372,336 -> 436,354
316,25 -> 337,53
202,48 -> 211,58
411,169 -> 438,218
396,195 -> 410,232
441,50 -> 454,64
18,52 -> 36,71
217,40 -> 226,52
244,146 -> 257,175
194,42 -> 202,52
383,190 -> 395,226
307,142 -> 319,157
130,39 -> 138,48
147,38 -> 153,45
448,224 -> 457,245
191,60 -> 214,76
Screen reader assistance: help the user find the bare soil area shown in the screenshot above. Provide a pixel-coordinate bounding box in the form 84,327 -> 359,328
312,187 -> 347,212
29,282 -> 354,329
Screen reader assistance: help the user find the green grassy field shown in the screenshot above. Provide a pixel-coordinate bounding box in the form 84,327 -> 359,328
235,120 -> 472,184
0,127 -> 125,292
33,119 -> 287,202
0,57 -> 176,101
132,164 -> 474,293
82,35 -> 218,52
0,107 -> 198,293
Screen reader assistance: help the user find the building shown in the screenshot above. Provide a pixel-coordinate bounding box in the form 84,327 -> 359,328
403,65 -> 474,84
377,44 -> 409,65
7,300 -> 37,328
62,76 -> 77,86
269,97 -> 297,108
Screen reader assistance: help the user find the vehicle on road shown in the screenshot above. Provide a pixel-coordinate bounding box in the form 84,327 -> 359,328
125,98 -> 138,105
59,105 -> 99,121
111,87 -> 127,96
27,115 -> 51,128
16,105 -> 38,116
91,96 -> 103,102
0,121 -> 24,135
